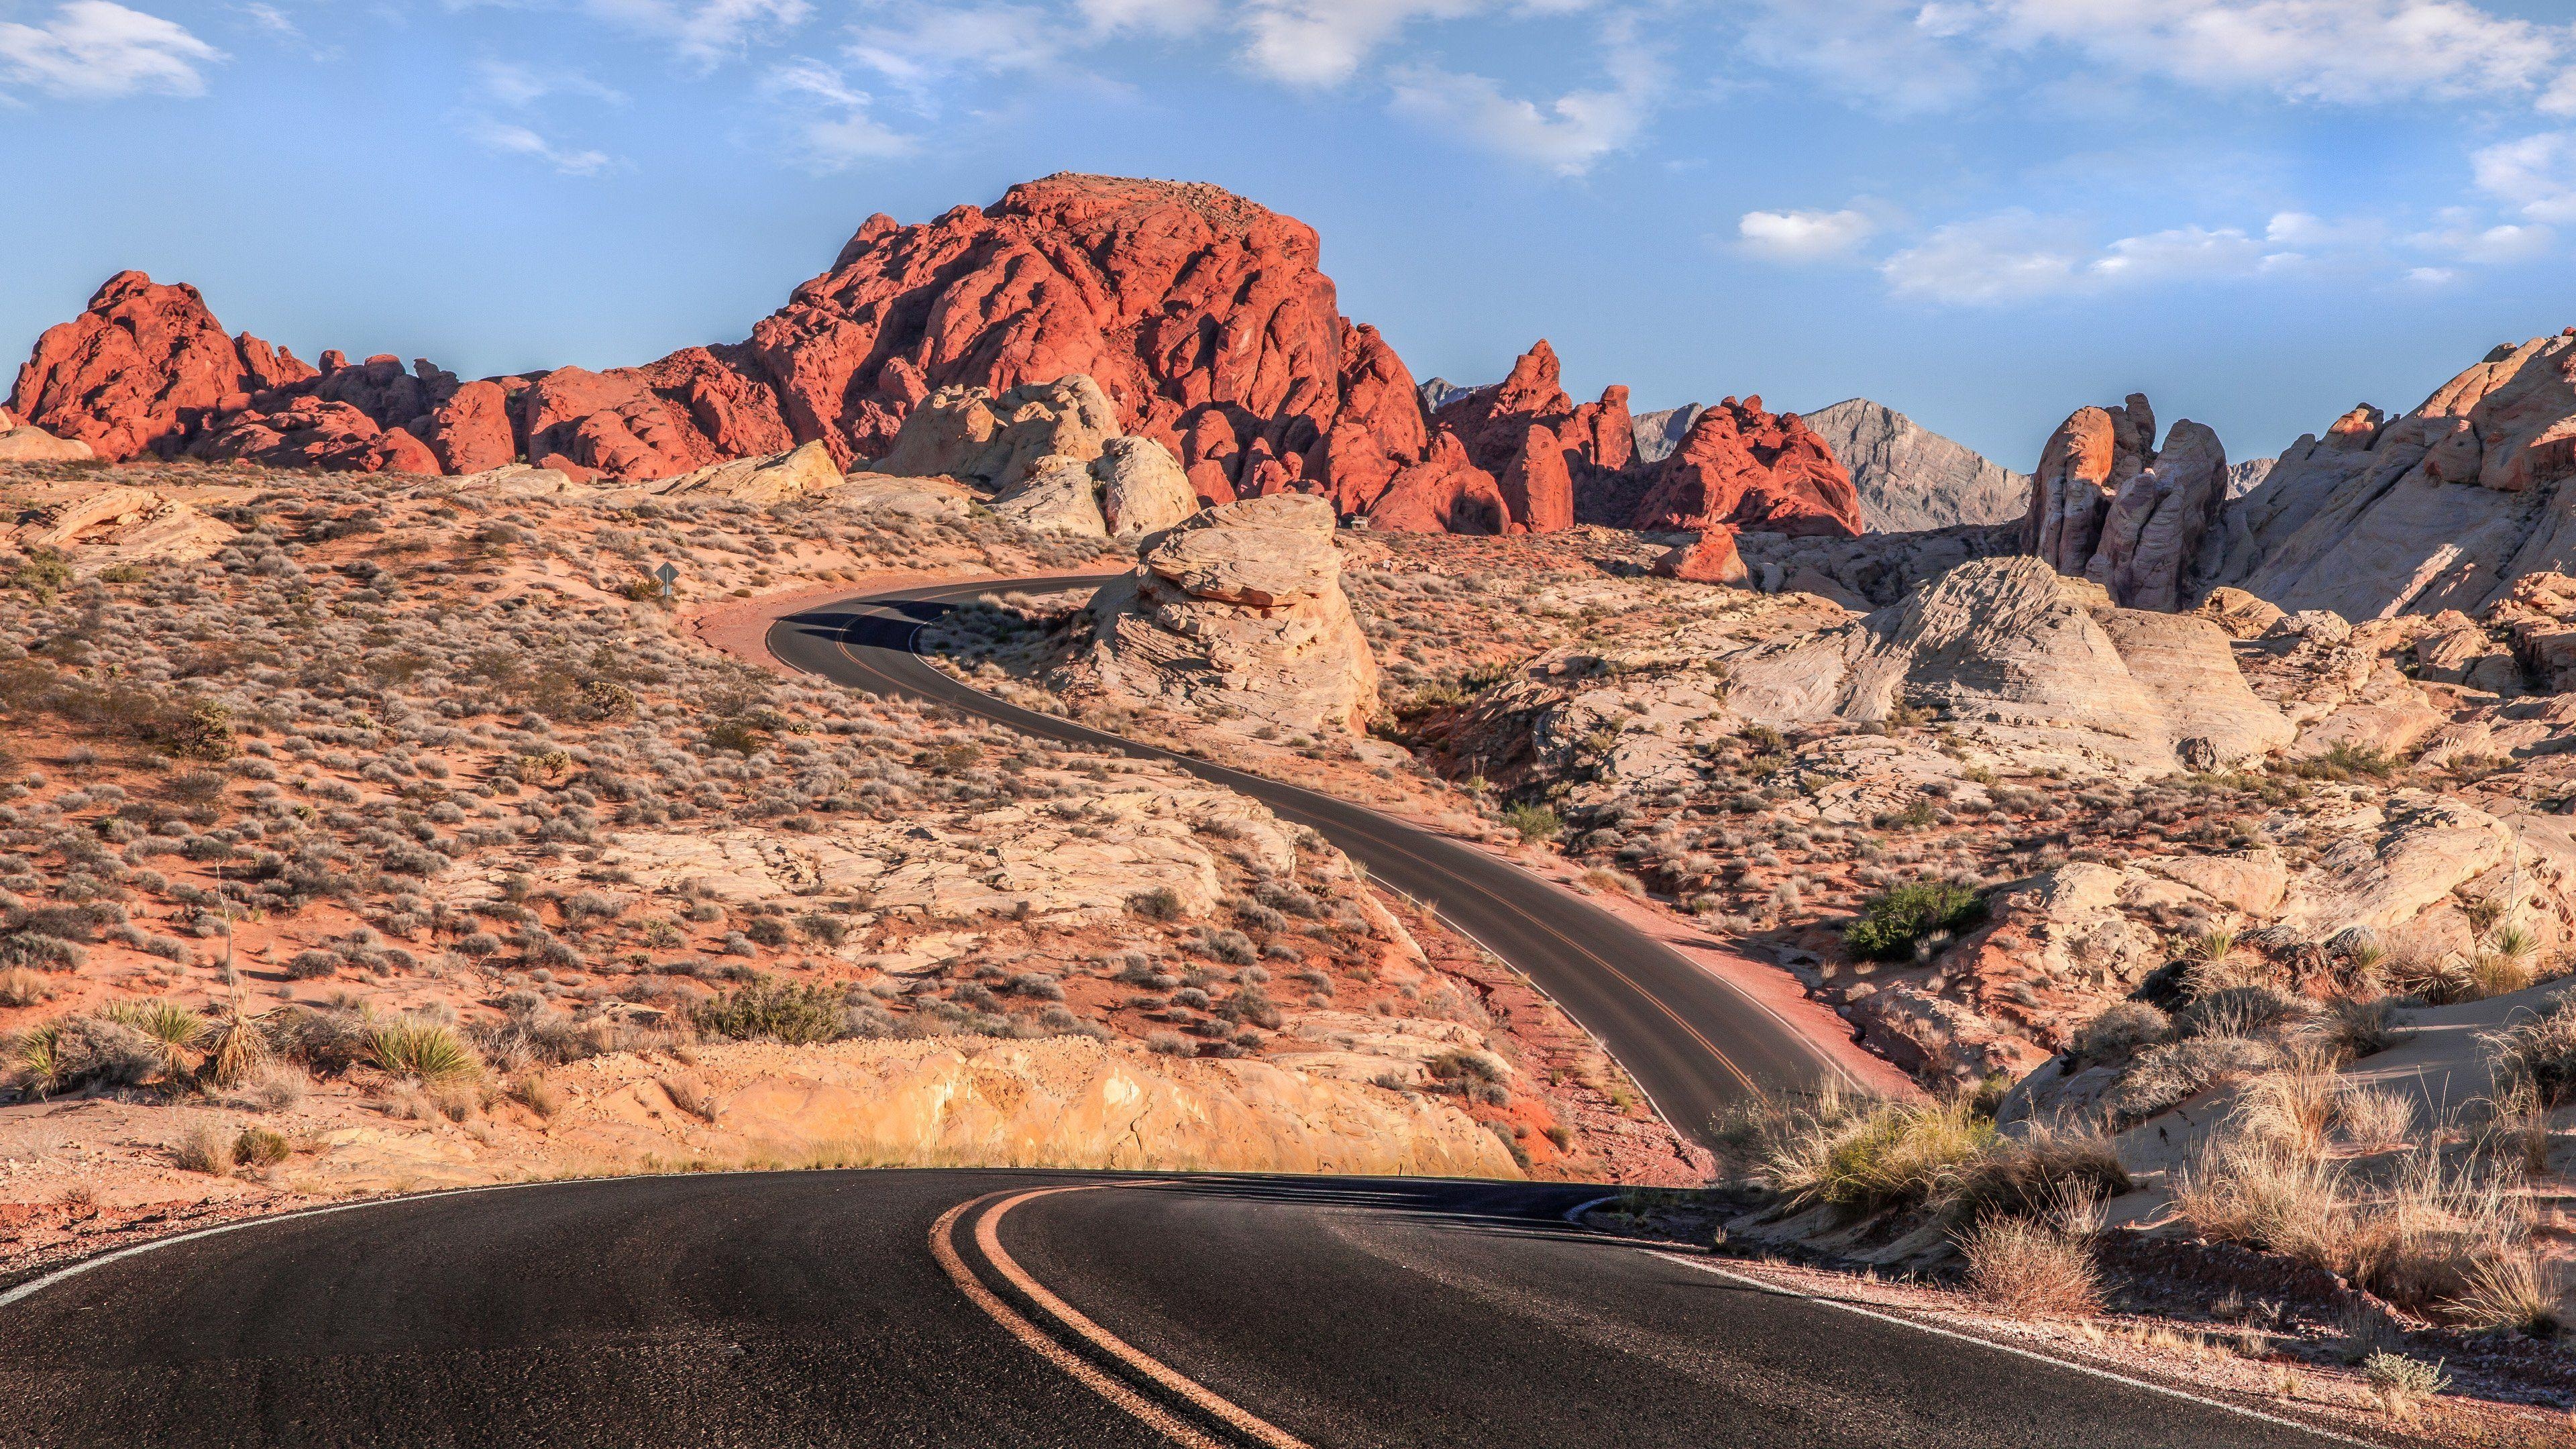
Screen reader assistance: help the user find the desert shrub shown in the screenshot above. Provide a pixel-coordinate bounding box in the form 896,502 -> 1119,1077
9,1015 -> 160,1098
2099,1033 -> 2281,1124
2324,996 -> 2409,1061
1943,1123 -> 2131,1224
1502,803 -> 1560,843
1843,879 -> 1985,961
692,979 -> 843,1045
172,1121 -> 235,1177
1127,886 -> 1186,921
366,1019 -> 480,1081
0,966 -> 55,1006
233,1126 -> 292,1168
2068,1002 -> 2170,1065
2484,996 -> 2576,1107
2444,1253 -> 2562,1337
1766,1094 -> 1996,1213
2360,1352 -> 2449,1417
1959,1208 -> 2102,1318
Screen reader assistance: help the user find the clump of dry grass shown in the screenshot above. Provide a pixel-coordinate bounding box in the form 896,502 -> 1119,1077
171,1120 -> 235,1177
2176,1128 -> 2530,1319
2443,1252 -> 2564,1337
1958,1188 -> 2104,1318
1760,1091 -> 1996,1213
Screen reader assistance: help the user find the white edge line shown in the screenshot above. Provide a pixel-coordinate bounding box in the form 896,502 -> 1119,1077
1647,1251 -> 2381,1448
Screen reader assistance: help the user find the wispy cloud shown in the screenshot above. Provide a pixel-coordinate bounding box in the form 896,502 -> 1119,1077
0,1 -> 224,99
462,115 -> 615,174
2473,131 -> 2576,223
476,58 -> 627,107
760,56 -> 920,169
1385,12 -> 1659,176
1736,207 -> 1877,262
584,0 -> 810,68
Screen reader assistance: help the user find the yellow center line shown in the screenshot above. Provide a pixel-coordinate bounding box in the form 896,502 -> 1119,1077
930,1191 -> 1238,1449
973,1186 -> 1316,1449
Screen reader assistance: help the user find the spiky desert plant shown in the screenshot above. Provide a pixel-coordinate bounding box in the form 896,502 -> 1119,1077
366,1018 -> 480,1081
98,1000 -> 207,1075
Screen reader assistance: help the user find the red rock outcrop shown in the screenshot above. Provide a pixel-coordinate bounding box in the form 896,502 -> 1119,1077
1363,433 -> 1508,534
1629,396 -> 1864,537
1650,528 -> 1749,584
2021,392 -> 2229,610
11,271 -> 315,461
7,178 -> 1853,543
1498,424 -> 1575,533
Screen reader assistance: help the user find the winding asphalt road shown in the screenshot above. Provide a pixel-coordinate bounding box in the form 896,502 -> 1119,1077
0,1171 -> 2355,1448
767,576 -> 1849,1146
0,580 -> 2371,1447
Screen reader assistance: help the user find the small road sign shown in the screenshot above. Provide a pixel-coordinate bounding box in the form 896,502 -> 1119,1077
653,562 -> 679,597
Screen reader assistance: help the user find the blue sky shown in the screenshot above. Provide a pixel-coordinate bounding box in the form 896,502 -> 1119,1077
8,1 -> 2576,470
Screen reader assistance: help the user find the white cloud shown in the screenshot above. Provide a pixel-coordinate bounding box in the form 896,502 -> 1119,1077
1880,212 -> 2085,304
2404,209 -> 2555,262
477,58 -> 627,107
1975,0 -> 2564,107
2474,131 -> 2576,223
1077,0 -> 1218,32
761,56 -> 920,169
2088,223 -> 2262,281
1880,211 -> 2299,303
462,116 -> 614,174
1385,13 -> 1658,176
1746,1 -> 2575,117
1239,0 -> 1489,88
0,1 -> 223,99
847,3 -> 1062,93
1737,207 -> 1876,261
2408,266 -> 2459,284
1737,0 -> 1990,115
585,0 -> 810,66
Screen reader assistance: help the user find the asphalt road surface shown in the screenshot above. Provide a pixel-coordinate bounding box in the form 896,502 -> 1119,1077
0,1171 -> 2355,1448
767,576 -> 1854,1146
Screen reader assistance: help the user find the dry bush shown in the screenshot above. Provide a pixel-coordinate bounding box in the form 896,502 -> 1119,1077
2443,1252 -> 2564,1337
1960,1209 -> 2103,1318
172,1120 -> 235,1177
2334,1085 -> 2416,1153
1763,1093 -> 1996,1213
1943,1122 -> 2131,1223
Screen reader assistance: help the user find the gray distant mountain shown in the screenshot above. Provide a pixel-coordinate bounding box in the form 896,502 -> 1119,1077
1631,404 -> 1704,466
1803,398 -> 2028,533
1631,397 -> 2028,533
2227,456 -> 2276,499
1417,377 -> 1488,414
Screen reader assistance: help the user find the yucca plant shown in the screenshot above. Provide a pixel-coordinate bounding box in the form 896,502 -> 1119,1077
11,1021 -> 66,1098
199,1010 -> 272,1089
99,1000 -> 207,1074
366,1019 -> 480,1081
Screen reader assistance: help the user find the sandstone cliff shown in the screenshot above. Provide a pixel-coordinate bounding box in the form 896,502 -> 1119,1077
2210,333 -> 2576,619
2021,392 -> 2229,610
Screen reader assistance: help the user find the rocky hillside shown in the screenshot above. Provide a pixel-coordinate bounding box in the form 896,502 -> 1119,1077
0,454 -> 1715,1241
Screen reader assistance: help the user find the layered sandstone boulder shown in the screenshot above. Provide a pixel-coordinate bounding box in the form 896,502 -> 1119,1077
5,484 -> 239,574
0,423 -> 94,463
2021,393 -> 2228,610
1065,492 -> 1381,733
642,439 -> 844,502
1362,433 -> 1509,534
9,272 -> 315,461
1650,528 -> 1750,584
1722,555 -> 2291,776
869,376 -> 1120,492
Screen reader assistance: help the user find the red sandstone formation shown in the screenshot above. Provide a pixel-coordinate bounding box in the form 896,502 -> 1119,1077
1364,433 -> 1509,533
1629,396 -> 1863,537
11,272 -> 315,462
1650,527 -> 1750,584
7,176 -> 1856,541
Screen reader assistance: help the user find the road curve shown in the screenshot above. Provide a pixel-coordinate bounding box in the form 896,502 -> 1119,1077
767,577 -> 1847,1145
0,1170 -> 2354,1448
